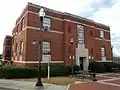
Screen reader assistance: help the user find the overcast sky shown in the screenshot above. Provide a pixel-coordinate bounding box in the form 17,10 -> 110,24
0,0 -> 120,56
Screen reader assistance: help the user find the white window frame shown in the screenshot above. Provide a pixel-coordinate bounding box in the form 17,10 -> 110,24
20,41 -> 24,55
77,25 -> 84,44
100,31 -> 104,38
42,41 -> 51,54
101,47 -> 105,56
43,17 -> 51,30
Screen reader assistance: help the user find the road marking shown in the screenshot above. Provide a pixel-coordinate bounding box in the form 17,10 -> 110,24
66,84 -> 70,90
98,81 -> 120,87
98,78 -> 120,82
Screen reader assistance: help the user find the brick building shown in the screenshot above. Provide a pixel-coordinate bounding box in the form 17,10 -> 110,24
3,35 -> 12,61
11,3 -> 112,70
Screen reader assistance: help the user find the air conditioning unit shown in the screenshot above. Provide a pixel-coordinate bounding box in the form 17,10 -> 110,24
44,26 -> 49,31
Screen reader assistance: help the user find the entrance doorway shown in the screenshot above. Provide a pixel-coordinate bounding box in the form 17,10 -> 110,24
79,57 -> 84,70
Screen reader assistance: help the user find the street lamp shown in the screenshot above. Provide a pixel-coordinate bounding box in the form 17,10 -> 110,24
70,38 -> 74,76
34,7 -> 45,87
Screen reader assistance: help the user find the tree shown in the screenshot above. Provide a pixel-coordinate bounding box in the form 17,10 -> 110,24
0,54 -> 2,59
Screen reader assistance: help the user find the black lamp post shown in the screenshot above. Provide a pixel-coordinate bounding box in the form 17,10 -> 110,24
70,38 -> 74,76
33,8 -> 45,87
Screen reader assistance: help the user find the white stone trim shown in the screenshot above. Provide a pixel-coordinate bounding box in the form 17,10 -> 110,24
26,26 -> 40,30
49,30 -> 64,34
13,25 -> 64,36
28,3 -> 109,28
15,10 -> 110,33
26,26 -> 64,34
95,38 -> 111,42
97,60 -> 112,62
64,19 -> 110,32
46,15 -> 63,21
13,60 -> 64,63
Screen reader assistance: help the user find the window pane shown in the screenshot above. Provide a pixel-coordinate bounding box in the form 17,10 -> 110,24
101,47 -> 105,56
43,18 -> 50,24
77,25 -> 84,44
100,31 -> 104,38
77,25 -> 84,30
78,33 -> 84,37
43,17 -> 51,30
78,37 -> 84,40
78,40 -> 84,44
42,41 -> 51,54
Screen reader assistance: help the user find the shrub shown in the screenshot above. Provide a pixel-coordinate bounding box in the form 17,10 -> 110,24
50,64 -> 69,76
0,64 -> 71,79
89,61 -> 120,73
89,61 -> 106,73
0,67 -> 38,79
66,64 -> 80,74
5,67 -> 38,79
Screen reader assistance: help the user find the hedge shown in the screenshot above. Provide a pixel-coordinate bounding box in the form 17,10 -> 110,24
0,64 -> 75,79
0,67 -> 38,79
67,64 -> 80,75
50,64 -> 69,76
89,61 -> 120,73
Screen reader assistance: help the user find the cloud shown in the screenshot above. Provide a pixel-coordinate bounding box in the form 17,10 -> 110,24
79,0 -> 117,17
79,0 -> 120,56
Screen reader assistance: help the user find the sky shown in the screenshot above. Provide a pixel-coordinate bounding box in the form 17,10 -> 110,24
0,0 -> 120,56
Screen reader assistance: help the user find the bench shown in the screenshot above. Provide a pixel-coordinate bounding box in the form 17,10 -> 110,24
112,68 -> 120,73
75,70 -> 97,81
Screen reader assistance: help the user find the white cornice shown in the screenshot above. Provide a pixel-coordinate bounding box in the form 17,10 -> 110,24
95,38 -> 111,42
15,10 -> 110,33
13,26 -> 64,35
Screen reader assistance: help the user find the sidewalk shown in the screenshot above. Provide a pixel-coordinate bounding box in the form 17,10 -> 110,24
0,79 -> 67,90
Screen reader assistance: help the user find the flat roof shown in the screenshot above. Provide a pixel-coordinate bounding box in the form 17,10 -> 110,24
28,2 -> 109,28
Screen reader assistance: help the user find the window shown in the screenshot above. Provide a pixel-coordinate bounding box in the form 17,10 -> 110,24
77,25 -> 84,44
20,41 -> 23,55
90,48 -> 93,55
68,46 -> 72,53
100,31 -> 104,38
12,36 -> 14,45
90,31 -> 93,36
78,33 -> 84,37
6,50 -> 11,60
16,44 -> 19,55
42,41 -> 51,54
43,17 -> 51,30
6,40 -> 8,45
6,50 -> 11,57
21,17 -> 25,31
6,39 -> 11,46
101,47 -> 105,57
68,26 -> 71,33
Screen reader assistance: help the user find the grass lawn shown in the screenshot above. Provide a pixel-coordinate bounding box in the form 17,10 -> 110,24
13,76 -> 90,85
42,77 -> 77,85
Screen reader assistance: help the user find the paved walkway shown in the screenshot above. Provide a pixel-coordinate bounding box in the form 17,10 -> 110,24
1,73 -> 120,90
67,73 -> 120,90
0,79 -> 66,90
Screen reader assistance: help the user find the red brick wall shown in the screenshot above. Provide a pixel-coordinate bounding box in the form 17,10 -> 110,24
11,3 -> 112,67
26,29 -> 64,62
3,36 -> 12,60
